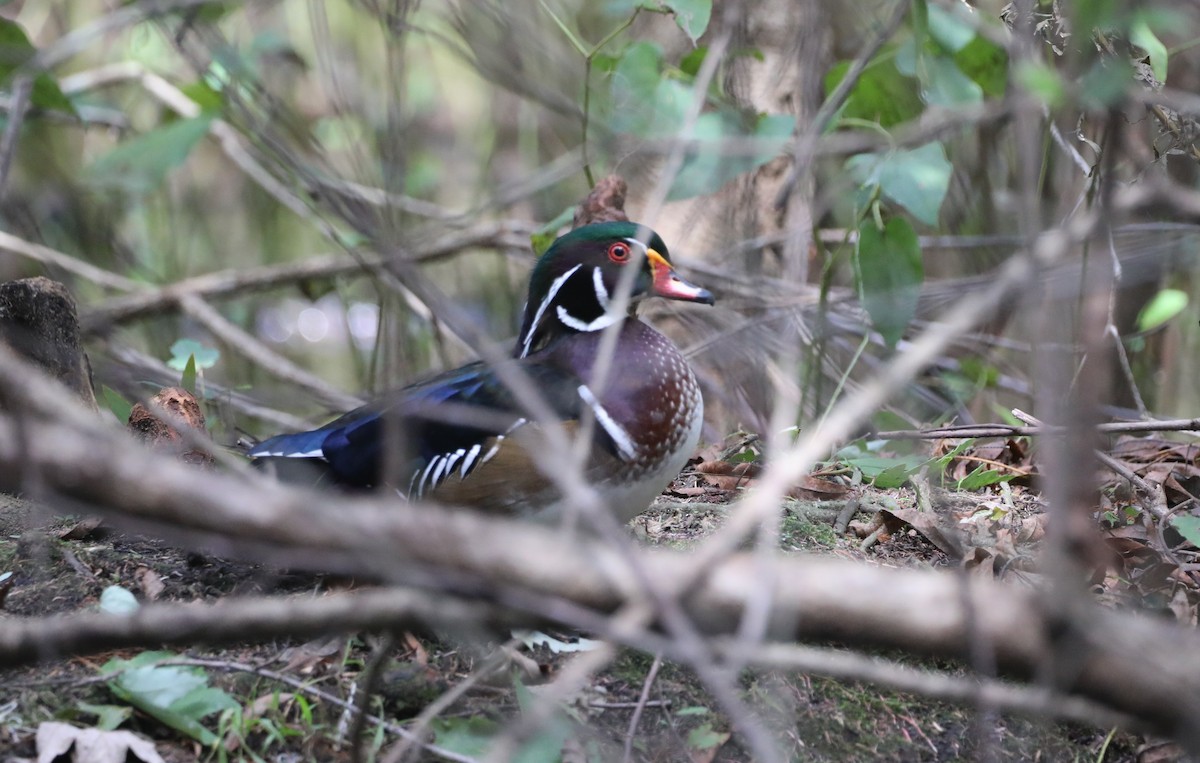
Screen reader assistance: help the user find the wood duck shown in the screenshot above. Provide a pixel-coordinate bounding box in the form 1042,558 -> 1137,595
250,221 -> 713,523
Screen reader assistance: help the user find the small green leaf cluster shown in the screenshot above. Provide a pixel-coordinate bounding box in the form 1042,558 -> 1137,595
835,437 -> 1017,491
826,1 -> 1008,348
0,18 -> 76,116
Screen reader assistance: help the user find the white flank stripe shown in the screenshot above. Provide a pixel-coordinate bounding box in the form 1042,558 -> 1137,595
577,385 -> 638,461
460,443 -> 482,478
520,264 -> 582,358
256,446 -> 325,458
480,437 -> 503,464
417,457 -> 440,497
430,455 -> 451,488
443,448 -> 465,476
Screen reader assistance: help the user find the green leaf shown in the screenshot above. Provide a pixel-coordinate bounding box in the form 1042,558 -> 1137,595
954,36 -> 1008,98
662,0 -> 711,42
167,339 -> 220,371
531,205 -> 576,256
932,439 -> 972,471
687,722 -> 730,750
825,53 -> 922,128
76,702 -> 133,732
873,461 -> 917,488
957,464 -> 1016,491
833,445 -> 925,482
31,74 -> 76,115
846,141 -> 952,226
179,80 -> 224,113
854,217 -> 923,348
0,17 -> 35,70
926,4 -> 975,52
86,115 -> 214,193
1171,516 -> 1200,547
180,354 -> 197,394
679,45 -> 708,77
921,56 -> 982,106
668,112 -> 794,200
1137,288 -> 1188,331
432,716 -> 498,757
1016,60 -> 1065,107
0,19 -> 77,116
101,385 -> 133,425
609,42 -> 668,135
102,653 -> 239,746
1130,20 -> 1167,82
1073,0 -> 1118,35
169,686 -> 240,720
675,705 -> 711,716
99,585 -> 140,615
1079,59 -> 1133,109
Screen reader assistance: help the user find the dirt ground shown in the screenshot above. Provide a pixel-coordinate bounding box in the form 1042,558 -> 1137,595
0,442 -> 1188,762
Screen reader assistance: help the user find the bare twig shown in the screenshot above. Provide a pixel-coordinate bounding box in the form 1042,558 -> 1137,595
872,417 -> 1200,441
622,652 -> 663,763
0,75 -> 32,201
80,221 -> 532,329
179,294 -> 363,411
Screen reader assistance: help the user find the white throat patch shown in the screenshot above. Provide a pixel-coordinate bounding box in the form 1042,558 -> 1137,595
556,266 -> 621,333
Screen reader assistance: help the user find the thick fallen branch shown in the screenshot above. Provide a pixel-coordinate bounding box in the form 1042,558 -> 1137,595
1,351 -> 1200,749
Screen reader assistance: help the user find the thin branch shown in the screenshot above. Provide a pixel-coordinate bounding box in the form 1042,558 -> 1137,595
80,221 -> 532,330
180,294 -> 363,411
0,75 -> 32,201
873,417 -> 1200,441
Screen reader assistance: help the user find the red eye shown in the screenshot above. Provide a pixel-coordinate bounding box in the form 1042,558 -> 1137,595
607,242 -> 631,263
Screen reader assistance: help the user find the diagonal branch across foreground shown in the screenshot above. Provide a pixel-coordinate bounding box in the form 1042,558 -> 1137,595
1,344 -> 1200,749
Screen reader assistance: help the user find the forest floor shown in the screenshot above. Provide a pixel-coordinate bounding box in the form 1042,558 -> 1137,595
0,432 -> 1194,762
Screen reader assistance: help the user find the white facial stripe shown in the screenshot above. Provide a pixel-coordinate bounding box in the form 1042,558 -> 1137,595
623,237 -> 649,258
592,266 -> 610,309
556,305 -> 621,333
520,264 -> 582,358
577,385 -> 638,461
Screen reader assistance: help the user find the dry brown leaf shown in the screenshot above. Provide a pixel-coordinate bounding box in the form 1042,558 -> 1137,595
57,517 -> 104,541
1136,740 -> 1186,763
36,722 -> 164,763
403,632 -> 428,666
788,476 -> 849,500
963,547 -> 997,579
134,566 -> 165,601
278,634 -> 347,673
127,387 -> 213,467
1015,514 -> 1048,543
880,508 -> 966,557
